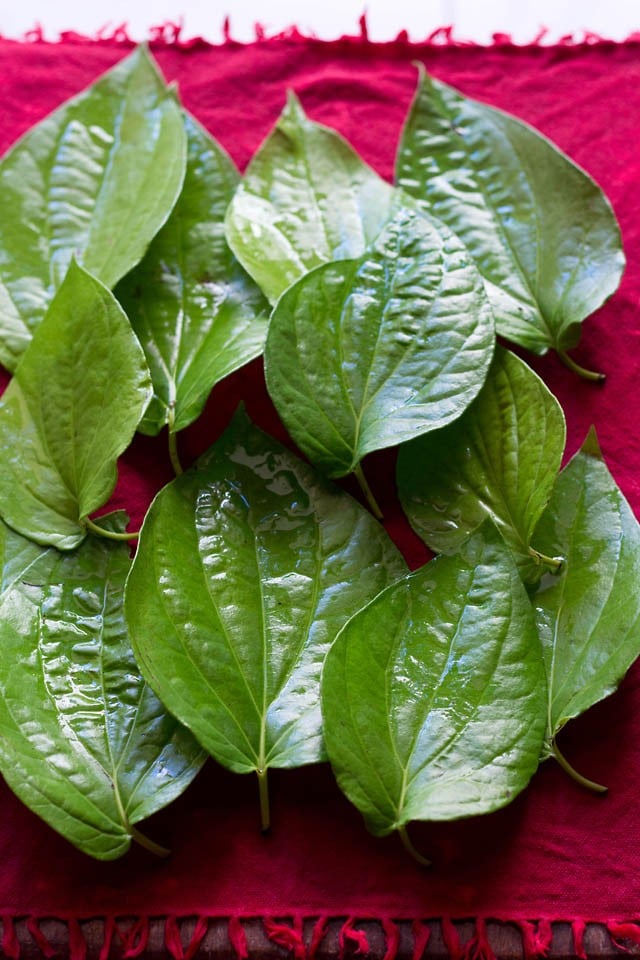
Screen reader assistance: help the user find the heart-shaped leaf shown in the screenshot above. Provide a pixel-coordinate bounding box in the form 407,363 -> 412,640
532,430 -> 640,783
0,260 -> 152,550
0,513 -> 205,860
124,410 -> 407,827
265,206 -> 495,480
0,45 -> 186,371
224,91 -> 397,304
116,112 -> 269,437
321,528 -> 546,844
396,67 -> 624,359
397,346 -> 566,580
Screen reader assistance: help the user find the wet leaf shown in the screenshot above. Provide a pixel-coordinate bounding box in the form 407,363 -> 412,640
0,513 -> 205,860
0,261 -> 152,549
0,45 -> 186,371
396,68 -> 624,356
117,113 -> 269,436
322,529 -> 546,837
397,347 -> 566,580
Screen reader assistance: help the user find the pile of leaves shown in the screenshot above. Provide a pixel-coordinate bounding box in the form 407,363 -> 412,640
0,45 -> 634,863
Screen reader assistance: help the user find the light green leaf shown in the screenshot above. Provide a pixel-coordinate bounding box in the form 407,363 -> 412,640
396,67 -> 624,357
532,430 -> 640,774
0,45 -> 186,371
124,410 -> 407,824
116,113 -> 269,436
0,513 -> 205,860
0,261 -> 152,550
265,206 -> 495,479
0,517 -> 45,598
321,529 -> 546,840
224,91 -> 398,304
397,347 -> 566,580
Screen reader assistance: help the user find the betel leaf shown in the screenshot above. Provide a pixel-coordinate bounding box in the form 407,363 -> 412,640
264,206 -> 495,482
0,45 -> 186,371
396,67 -> 625,361
0,513 -> 205,860
532,429 -> 640,786
116,112 -> 269,438
124,409 -> 407,828
224,91 -> 398,304
0,261 -> 152,550
397,346 -> 566,581
321,528 -> 546,850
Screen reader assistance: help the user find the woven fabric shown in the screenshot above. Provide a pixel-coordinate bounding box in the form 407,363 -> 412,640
0,32 -> 639,929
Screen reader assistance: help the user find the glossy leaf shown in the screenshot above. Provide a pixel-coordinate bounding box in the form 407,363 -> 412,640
116,113 -> 269,436
322,529 -> 547,837
396,67 -> 625,355
0,261 -> 152,550
0,45 -> 186,371
125,410 -> 407,786
265,206 -> 495,478
397,346 -> 566,580
0,517 -> 45,599
0,513 -> 205,860
533,430 -> 640,760
224,91 -> 398,304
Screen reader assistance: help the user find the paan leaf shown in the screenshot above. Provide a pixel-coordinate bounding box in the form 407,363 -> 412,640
0,261 -> 152,550
124,410 -> 407,827
0,513 -> 205,860
265,206 -> 494,479
116,112 -> 269,437
396,67 -> 624,358
0,45 -> 186,371
397,346 -> 566,581
532,430 -> 640,780
321,529 -> 546,843
224,91 -> 397,304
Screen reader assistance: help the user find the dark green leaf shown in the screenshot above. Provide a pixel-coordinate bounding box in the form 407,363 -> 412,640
224,92 -> 398,304
125,410 -> 407,783
0,45 -> 186,371
0,261 -> 152,549
265,206 -> 495,478
397,346 -> 566,580
0,513 -> 205,860
533,430 -> 640,759
396,67 -> 624,355
322,529 -> 547,837
116,113 -> 269,436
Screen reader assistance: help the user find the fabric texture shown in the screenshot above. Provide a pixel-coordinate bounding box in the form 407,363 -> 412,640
0,28 -> 639,942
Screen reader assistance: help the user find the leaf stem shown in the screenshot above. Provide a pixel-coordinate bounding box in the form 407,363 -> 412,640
558,350 -> 605,383
129,823 -> 171,858
397,824 -> 431,867
167,404 -> 184,477
552,738 -> 607,794
84,517 -> 140,542
353,463 -> 383,520
257,768 -> 271,834
528,546 -> 563,573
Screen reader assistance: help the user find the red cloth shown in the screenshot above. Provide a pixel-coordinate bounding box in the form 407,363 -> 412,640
0,29 -> 639,940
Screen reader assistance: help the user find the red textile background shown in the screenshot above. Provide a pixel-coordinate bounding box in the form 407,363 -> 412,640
0,32 -> 639,929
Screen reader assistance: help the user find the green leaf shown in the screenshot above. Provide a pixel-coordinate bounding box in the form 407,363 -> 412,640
224,91 -> 398,304
321,529 -> 547,838
0,45 -> 186,371
264,206 -> 495,478
116,113 -> 269,436
532,430 -> 640,765
0,261 -> 152,550
0,517 -> 46,598
0,513 -> 205,860
397,346 -> 566,581
124,410 -> 407,795
396,67 -> 625,355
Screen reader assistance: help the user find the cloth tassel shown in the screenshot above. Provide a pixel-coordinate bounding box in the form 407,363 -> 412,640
339,918 -> 369,958
68,918 -> 87,960
381,919 -> 399,960
411,920 -> 430,960
441,918 -> 464,960
26,918 -> 57,959
98,918 -> 117,960
518,920 -> 553,959
308,916 -> 329,960
607,921 -> 640,952
120,917 -> 150,958
571,919 -> 587,960
228,916 -> 249,960
264,917 -> 306,960
165,916 -> 209,960
464,919 -> 495,960
2,916 -> 20,960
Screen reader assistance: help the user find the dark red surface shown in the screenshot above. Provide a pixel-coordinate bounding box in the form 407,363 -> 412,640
0,32 -> 639,927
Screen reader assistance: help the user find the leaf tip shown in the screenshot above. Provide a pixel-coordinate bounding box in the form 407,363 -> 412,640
581,425 -> 604,461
